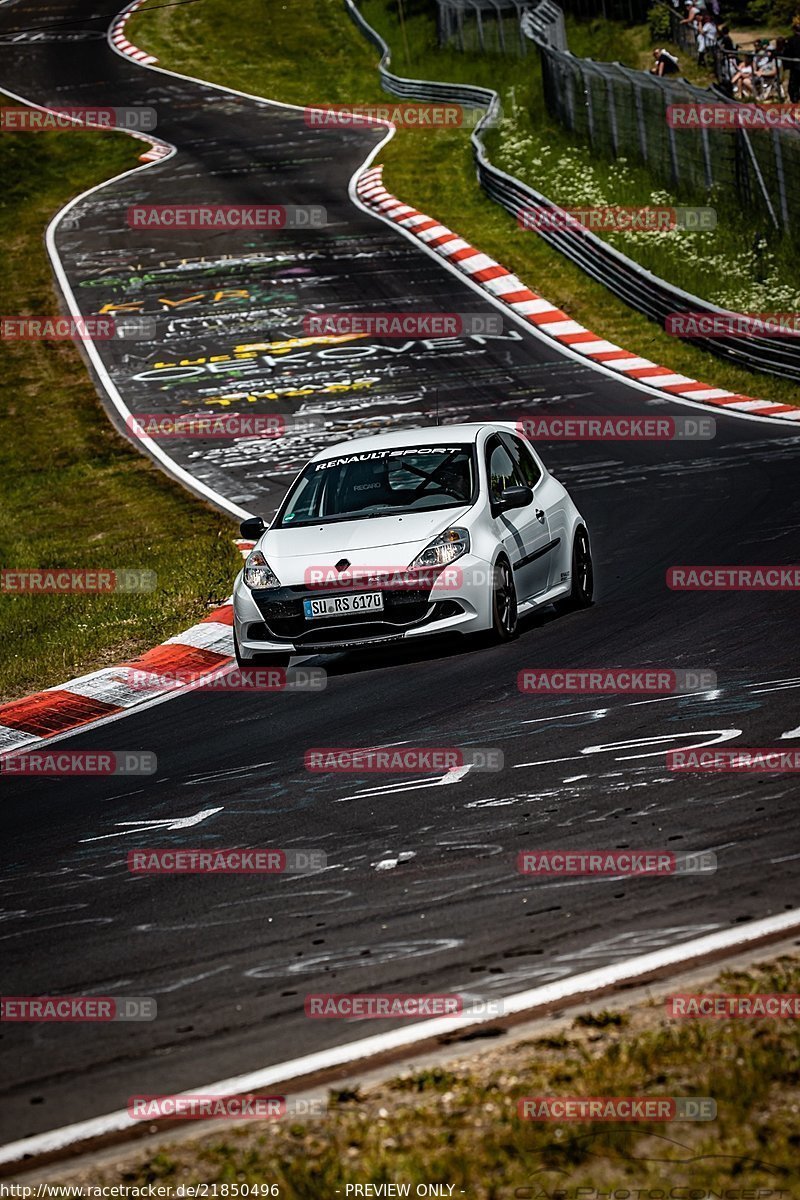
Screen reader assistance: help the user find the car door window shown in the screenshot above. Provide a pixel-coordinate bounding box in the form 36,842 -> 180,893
486,438 -> 524,505
500,433 -> 542,489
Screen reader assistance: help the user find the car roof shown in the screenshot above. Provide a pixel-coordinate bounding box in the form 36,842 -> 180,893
310,422 -> 523,462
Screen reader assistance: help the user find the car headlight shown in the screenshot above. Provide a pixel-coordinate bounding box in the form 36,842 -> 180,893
243,550 -> 281,589
409,527 -> 470,570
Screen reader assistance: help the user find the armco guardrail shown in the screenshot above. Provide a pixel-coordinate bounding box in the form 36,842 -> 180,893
345,0 -> 800,383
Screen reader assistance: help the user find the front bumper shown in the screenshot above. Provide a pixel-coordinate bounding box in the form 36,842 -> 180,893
232,556 -> 494,656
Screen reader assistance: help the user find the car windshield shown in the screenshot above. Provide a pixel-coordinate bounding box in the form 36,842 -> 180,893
276,444 -> 476,527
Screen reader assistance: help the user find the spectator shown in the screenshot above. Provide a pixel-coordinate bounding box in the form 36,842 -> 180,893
651,47 -> 680,75
717,22 -> 734,53
716,23 -> 736,95
697,15 -> 717,66
753,39 -> 773,73
783,16 -> 800,103
731,53 -> 755,98
753,39 -> 779,100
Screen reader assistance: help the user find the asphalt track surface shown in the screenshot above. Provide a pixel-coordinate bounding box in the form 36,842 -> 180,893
1,0 -> 799,1150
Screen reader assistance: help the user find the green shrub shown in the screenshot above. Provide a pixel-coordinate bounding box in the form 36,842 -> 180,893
648,2 -> 671,41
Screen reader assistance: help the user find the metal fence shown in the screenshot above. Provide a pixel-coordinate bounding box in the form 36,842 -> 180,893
436,0 -> 639,57
345,0 -> 800,382
536,41 -> 800,238
665,3 -> 702,57
437,0 -> 533,56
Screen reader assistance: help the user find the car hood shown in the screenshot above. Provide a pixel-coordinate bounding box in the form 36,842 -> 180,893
258,508 -> 472,576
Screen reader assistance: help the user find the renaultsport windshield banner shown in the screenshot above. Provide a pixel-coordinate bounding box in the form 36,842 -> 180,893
313,447 -> 465,470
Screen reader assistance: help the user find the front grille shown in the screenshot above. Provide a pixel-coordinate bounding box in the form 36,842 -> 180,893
249,583 -> 451,645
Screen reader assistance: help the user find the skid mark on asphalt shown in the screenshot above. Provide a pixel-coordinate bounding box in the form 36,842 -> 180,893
181,759 -> 275,785
210,889 -> 354,916
450,924 -> 723,994
147,965 -> 233,994
0,917 -> 113,942
243,938 -> 463,980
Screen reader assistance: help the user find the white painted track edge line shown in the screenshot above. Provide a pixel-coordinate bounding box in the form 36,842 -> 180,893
1,907 -> 798,1167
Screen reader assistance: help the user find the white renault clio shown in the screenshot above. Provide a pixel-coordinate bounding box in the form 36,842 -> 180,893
232,423 -> 592,665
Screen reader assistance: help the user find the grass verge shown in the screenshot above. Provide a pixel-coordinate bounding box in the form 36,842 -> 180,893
58,954 -> 800,1191
0,106 -> 239,701
129,0 -> 800,407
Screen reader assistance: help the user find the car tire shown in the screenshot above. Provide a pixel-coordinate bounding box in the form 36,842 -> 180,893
233,627 -> 291,669
489,556 -> 519,642
555,527 -> 593,613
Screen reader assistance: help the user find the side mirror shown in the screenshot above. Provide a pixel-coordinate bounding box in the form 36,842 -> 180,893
240,516 -> 266,540
496,485 -> 533,513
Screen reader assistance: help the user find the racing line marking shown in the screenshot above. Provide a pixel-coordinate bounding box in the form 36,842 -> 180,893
79,806 -> 224,843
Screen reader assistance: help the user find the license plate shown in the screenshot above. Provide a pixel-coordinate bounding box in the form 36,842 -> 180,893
303,592 -> 384,619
